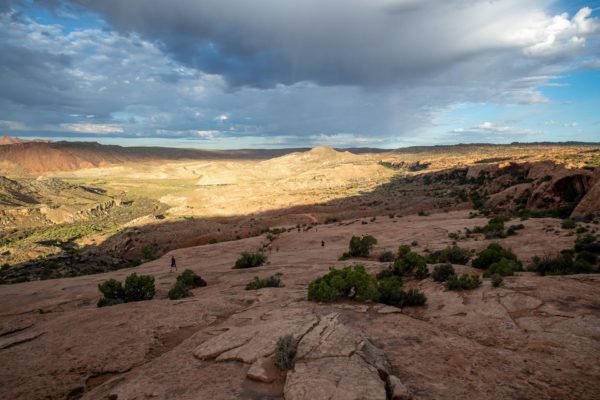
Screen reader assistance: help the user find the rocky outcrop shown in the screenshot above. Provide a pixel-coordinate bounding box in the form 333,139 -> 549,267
192,311 -> 403,400
284,313 -> 394,400
572,171 -> 600,217
192,310 -> 318,363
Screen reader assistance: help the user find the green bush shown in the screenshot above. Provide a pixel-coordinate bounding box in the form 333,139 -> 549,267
141,243 -> 158,260
377,277 -> 427,307
245,274 -> 282,290
393,245 -> 426,276
234,251 -> 267,269
308,265 -> 427,308
377,276 -> 404,307
414,264 -> 429,280
97,273 -> 155,307
123,273 -> 156,302
176,269 -> 207,288
506,224 -> 525,236
274,335 -> 297,370
378,251 -> 395,262
168,269 -> 207,300
528,253 -> 596,275
561,219 -> 576,229
168,281 -> 192,300
428,245 -> 471,265
98,278 -> 124,301
402,288 -> 428,306
472,243 -> 521,270
472,216 -> 508,239
446,274 -> 481,291
574,234 -> 600,253
431,263 -> 455,282
342,235 -> 378,258
483,258 -> 521,277
490,273 -> 503,288
375,267 -> 395,280
307,265 -> 380,302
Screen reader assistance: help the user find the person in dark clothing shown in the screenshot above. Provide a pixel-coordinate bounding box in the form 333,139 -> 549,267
170,255 -> 177,272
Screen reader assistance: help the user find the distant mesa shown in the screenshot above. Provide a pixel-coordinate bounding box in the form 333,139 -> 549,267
0,134 -> 25,145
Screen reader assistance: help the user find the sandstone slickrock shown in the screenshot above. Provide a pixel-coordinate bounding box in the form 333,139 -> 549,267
284,313 -> 392,400
192,309 -> 318,363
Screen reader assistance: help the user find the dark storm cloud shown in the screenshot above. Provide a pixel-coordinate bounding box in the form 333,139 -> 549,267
0,1 -> 598,146
70,0 -> 594,88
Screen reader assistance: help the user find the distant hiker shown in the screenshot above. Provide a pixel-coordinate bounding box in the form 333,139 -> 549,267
321,240 -> 325,247
170,255 -> 177,272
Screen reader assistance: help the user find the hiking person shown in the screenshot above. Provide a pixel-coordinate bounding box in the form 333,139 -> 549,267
170,255 -> 177,272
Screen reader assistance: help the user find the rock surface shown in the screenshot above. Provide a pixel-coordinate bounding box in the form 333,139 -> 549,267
0,210 -> 599,399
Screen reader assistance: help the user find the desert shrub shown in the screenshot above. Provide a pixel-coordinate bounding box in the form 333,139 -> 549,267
98,273 -> 155,306
576,251 -> 597,265
342,235 -> 378,258
378,251 -> 395,262
574,234 -> 600,253
274,335 -> 297,370
377,277 -> 427,307
446,273 -> 481,291
472,216 -> 509,239
123,273 -> 156,302
418,210 -> 429,216
177,269 -> 207,288
472,243 -> 521,270
168,281 -> 192,300
168,269 -> 207,300
483,258 -> 521,277
141,243 -> 158,260
402,288 -> 428,306
245,274 -> 282,290
234,251 -> 267,269
308,265 -> 426,308
428,245 -> 471,265
431,263 -> 456,282
528,253 -> 596,275
448,232 -> 460,240
393,245 -> 426,276
561,219 -> 576,229
98,279 -> 124,301
375,267 -> 396,280
377,276 -> 404,306
490,273 -> 503,287
307,265 -> 380,302
506,224 -> 525,236
414,264 -> 429,280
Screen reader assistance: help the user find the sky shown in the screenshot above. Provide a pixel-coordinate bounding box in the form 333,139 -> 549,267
0,0 -> 599,149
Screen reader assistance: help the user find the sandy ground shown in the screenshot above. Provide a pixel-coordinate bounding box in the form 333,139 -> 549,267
0,210 -> 599,399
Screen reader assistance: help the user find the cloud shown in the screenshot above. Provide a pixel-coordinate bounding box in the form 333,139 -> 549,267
451,121 -> 542,141
66,0 -> 599,88
0,1 -> 598,146
60,123 -> 124,133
